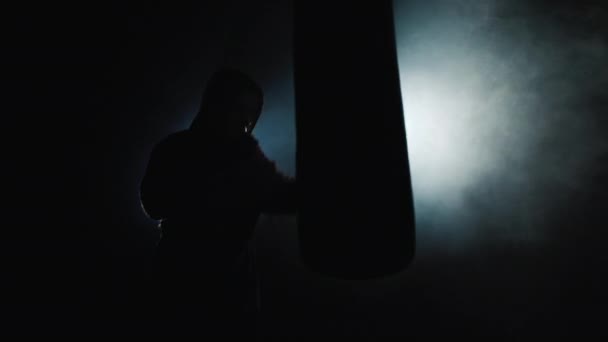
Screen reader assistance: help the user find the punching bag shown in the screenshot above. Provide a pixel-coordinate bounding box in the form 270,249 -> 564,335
294,0 -> 415,279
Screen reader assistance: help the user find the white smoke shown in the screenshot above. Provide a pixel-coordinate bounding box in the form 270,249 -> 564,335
394,0 -> 608,252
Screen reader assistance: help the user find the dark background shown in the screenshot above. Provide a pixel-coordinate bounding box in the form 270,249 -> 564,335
3,0 -> 608,336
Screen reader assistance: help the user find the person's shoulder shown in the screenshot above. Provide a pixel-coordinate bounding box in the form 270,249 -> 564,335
243,133 -> 261,149
246,135 -> 275,164
241,134 -> 267,157
162,130 -> 195,146
151,130 -> 192,155
164,130 -> 192,144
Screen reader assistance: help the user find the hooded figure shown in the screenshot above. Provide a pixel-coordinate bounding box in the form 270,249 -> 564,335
140,68 -> 296,336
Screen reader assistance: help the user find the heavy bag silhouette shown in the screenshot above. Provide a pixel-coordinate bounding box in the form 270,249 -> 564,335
294,0 -> 415,279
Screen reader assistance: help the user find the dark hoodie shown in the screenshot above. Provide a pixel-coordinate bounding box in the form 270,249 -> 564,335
139,68 -> 295,335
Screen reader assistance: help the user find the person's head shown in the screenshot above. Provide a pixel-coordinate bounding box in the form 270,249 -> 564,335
191,68 -> 264,138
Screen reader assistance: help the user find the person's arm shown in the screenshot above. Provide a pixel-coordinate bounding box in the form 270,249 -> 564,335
141,135 -> 241,220
140,139 -> 192,220
140,144 -> 170,220
251,145 -> 297,215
